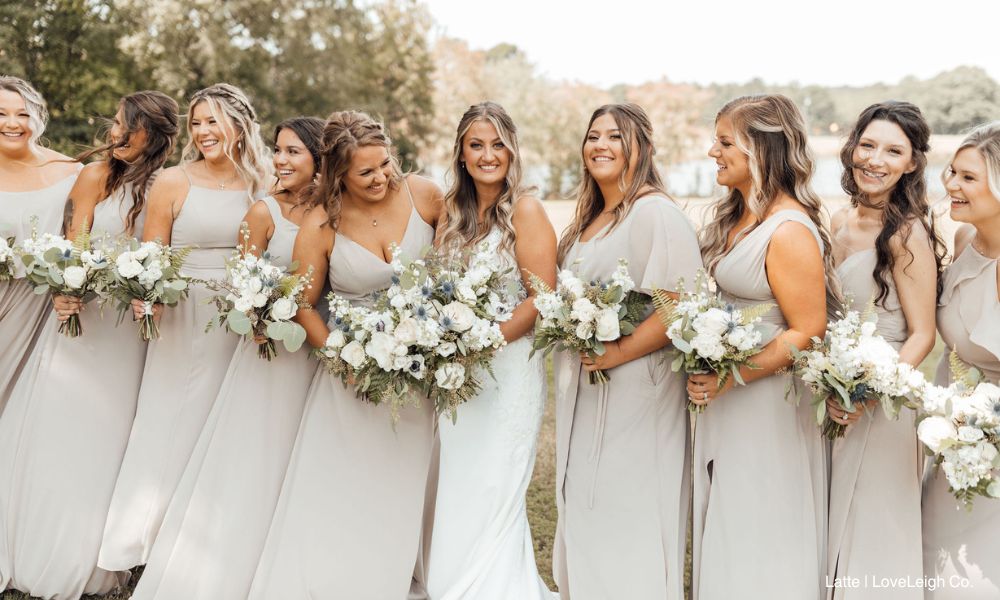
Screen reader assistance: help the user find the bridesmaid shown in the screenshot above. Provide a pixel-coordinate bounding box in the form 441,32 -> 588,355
688,94 -> 838,600
923,122 -> 1000,598
0,76 -> 78,409
248,111 -> 444,599
825,101 -> 942,599
427,102 -> 557,599
0,91 -> 179,599
552,103 -> 702,600
99,83 -> 271,570
131,116 -> 325,600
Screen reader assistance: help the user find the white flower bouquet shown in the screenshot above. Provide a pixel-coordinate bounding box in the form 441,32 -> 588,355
792,307 -> 927,439
530,258 -> 648,385
316,243 -> 514,421
0,235 -> 15,282
104,238 -> 193,340
918,354 -> 1000,508
653,270 -> 773,413
17,219 -> 109,337
206,223 -> 311,360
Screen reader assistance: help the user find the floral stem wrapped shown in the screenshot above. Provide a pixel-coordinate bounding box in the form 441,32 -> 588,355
0,235 -> 15,282
530,258 -> 648,385
918,352 -> 1000,508
104,238 -> 193,340
653,270 -> 773,413
792,304 -> 928,439
17,218 -> 109,337
205,222 -> 310,360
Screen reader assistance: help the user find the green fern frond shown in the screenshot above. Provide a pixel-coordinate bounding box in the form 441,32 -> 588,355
525,269 -> 555,296
949,349 -> 983,388
860,292 -> 878,323
170,245 -> 194,270
651,286 -> 677,329
72,218 -> 92,254
739,302 -> 775,323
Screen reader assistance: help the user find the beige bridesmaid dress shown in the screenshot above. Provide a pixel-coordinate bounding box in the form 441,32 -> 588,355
248,192 -> 436,599
691,210 -> 828,600
552,196 -> 702,600
0,173 -> 75,411
922,245 -> 1000,599
0,184 -> 145,599
825,249 -> 922,599
130,196 -> 319,600
98,174 -> 246,570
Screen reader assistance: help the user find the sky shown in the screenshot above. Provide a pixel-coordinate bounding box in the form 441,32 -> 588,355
423,0 -> 1000,88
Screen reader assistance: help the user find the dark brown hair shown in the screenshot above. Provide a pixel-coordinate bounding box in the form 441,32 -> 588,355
273,116 -> 324,201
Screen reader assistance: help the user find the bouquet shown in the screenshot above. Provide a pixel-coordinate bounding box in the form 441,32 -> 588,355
206,223 -> 310,360
104,239 -> 192,340
793,307 -> 927,439
918,353 -> 1000,508
530,258 -> 648,384
0,235 -> 15,281
653,270 -> 773,413
17,219 -> 109,337
316,242 -> 514,421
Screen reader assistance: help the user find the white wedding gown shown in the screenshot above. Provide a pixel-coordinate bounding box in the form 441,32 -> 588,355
426,229 -> 556,600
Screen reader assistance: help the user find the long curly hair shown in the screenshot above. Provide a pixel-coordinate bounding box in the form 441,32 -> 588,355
700,94 -> 842,315
557,103 -> 668,264
312,110 -> 402,230
74,91 -> 179,235
840,101 -> 946,304
437,102 -> 526,255
181,83 -> 271,200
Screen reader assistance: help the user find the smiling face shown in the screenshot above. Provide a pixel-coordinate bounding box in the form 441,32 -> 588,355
708,114 -> 751,191
274,127 -> 316,194
583,113 -> 636,186
460,119 -> 509,189
0,90 -> 32,153
945,147 -> 1000,225
109,104 -> 148,163
189,100 -> 234,162
343,144 -> 393,203
850,119 -> 915,205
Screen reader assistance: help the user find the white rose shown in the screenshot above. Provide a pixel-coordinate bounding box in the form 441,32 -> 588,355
340,340 -> 366,368
917,416 -> 958,453
390,293 -> 408,309
234,296 -> 253,313
434,362 -> 466,390
570,297 -> 597,324
393,317 -> 419,345
594,308 -> 620,341
436,341 -> 457,357
559,271 -> 585,298
271,297 -> 297,321
694,308 -> 731,337
250,292 -> 268,309
957,425 -> 985,443
455,284 -> 477,304
247,277 -> 263,294
325,329 -> 347,349
365,331 -> 404,370
117,256 -> 144,278
441,301 -> 476,332
138,266 -> 162,288
63,265 -> 87,289
691,333 -> 725,361
575,321 -> 594,340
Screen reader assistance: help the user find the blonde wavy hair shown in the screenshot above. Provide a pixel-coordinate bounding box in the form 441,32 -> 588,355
701,94 -> 841,314
947,121 -> 1000,202
557,103 -> 669,264
437,102 -> 525,255
0,75 -> 48,148
312,110 -> 402,230
181,83 -> 271,199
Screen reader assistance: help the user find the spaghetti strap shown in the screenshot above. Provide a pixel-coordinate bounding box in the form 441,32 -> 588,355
403,177 -> 415,209
179,165 -> 193,185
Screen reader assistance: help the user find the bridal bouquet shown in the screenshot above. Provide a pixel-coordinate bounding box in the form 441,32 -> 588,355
17,219 -> 109,337
918,354 -> 1000,508
104,239 -> 192,340
530,258 -> 648,384
653,270 -> 773,413
317,243 -> 513,421
793,308 -> 927,439
206,223 -> 310,360
0,235 -> 15,281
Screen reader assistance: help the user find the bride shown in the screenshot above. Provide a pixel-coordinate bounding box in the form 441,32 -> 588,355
427,101 -> 557,600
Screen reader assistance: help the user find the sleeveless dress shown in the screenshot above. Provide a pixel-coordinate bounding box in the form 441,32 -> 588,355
922,245 -> 1000,599
0,174 -> 76,411
426,227 -> 554,600
130,196 -> 319,600
552,196 -> 702,600
825,249 -> 922,599
248,193 -> 436,599
0,184 -> 146,599
98,175 -> 247,570
691,210 -> 828,600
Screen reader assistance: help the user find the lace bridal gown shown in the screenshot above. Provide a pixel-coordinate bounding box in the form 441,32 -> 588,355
426,228 -> 556,600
